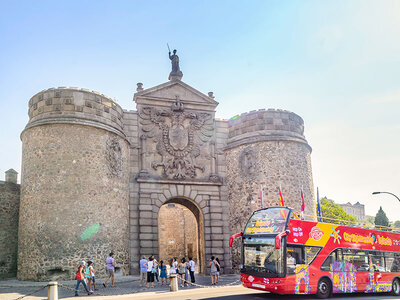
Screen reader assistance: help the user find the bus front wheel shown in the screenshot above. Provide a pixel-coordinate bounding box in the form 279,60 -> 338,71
392,278 -> 400,296
316,278 -> 331,299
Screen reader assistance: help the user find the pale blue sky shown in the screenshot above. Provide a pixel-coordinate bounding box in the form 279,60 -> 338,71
1,1 -> 399,220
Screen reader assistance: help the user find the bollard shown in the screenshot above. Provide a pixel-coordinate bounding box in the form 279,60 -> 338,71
48,281 -> 58,300
170,274 -> 179,292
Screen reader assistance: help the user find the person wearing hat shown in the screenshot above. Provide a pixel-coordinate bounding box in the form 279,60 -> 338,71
75,261 -> 91,296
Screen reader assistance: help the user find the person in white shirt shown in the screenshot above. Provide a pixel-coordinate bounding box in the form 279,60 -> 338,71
188,257 -> 195,283
287,252 -> 296,273
144,256 -> 155,288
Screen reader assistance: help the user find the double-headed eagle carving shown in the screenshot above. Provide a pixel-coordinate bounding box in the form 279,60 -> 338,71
139,100 -> 214,179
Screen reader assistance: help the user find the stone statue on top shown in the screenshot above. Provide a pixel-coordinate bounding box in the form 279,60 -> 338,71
168,49 -> 183,81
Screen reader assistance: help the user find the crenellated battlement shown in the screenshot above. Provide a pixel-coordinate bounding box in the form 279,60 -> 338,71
25,87 -> 126,139
226,108 -> 308,150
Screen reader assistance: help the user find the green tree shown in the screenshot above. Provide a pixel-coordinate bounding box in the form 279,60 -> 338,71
366,216 -> 375,225
374,206 -> 390,231
394,220 -> 400,229
319,198 -> 357,225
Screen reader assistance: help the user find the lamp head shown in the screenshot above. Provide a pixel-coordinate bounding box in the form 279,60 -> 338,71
372,192 -> 381,195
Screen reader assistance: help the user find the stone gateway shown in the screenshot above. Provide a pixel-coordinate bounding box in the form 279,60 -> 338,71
3,56 -> 316,281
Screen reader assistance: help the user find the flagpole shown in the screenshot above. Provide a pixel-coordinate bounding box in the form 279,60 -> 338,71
260,184 -> 264,208
317,187 -> 323,222
301,185 -> 304,220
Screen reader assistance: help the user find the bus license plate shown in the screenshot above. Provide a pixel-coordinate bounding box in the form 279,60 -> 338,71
252,283 -> 265,289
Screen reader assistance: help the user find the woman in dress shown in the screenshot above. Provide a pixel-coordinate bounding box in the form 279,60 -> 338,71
159,260 -> 168,285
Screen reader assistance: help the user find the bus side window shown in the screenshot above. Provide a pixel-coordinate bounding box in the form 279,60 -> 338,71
370,251 -> 385,272
321,249 -> 339,271
342,248 -> 353,266
386,253 -> 400,272
385,252 -> 395,272
305,246 -> 322,265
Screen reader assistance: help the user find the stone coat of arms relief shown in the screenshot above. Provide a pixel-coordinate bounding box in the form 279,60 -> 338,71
139,100 -> 214,180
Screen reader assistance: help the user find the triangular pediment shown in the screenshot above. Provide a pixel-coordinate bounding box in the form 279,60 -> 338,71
134,80 -> 218,108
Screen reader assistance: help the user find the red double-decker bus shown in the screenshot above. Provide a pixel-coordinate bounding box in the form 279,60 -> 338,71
230,206 -> 400,298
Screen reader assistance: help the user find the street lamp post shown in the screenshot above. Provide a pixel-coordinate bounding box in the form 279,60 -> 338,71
372,191 -> 400,202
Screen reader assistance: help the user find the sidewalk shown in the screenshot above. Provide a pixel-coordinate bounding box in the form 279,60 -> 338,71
0,274 -> 241,300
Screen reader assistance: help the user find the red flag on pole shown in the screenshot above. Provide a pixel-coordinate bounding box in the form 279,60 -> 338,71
278,186 -> 285,207
278,186 -> 287,219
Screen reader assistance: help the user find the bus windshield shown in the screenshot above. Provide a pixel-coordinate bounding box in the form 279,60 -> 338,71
244,207 -> 289,235
243,237 -> 284,276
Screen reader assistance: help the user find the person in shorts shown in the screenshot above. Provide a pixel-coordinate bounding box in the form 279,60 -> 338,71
103,252 -> 115,288
145,256 -> 155,288
139,256 -> 147,287
209,256 -> 220,285
88,260 -> 96,291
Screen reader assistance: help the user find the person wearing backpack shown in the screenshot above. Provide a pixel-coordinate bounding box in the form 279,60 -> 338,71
209,256 -> 220,285
75,261 -> 91,296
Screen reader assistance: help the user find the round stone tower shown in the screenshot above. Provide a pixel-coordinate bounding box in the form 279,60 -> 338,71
224,109 -> 315,270
19,87 -> 130,281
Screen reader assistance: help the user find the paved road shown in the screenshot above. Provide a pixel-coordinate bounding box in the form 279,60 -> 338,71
2,277 -> 400,300
3,285 -> 400,300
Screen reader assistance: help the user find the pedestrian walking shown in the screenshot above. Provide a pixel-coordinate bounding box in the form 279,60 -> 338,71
215,257 -> 221,284
178,258 -> 187,287
184,260 -> 190,285
145,256 -> 155,288
88,260 -> 97,291
169,258 -> 177,275
84,262 -> 93,293
188,257 -> 196,283
103,252 -> 115,288
159,260 -> 168,285
139,256 -> 147,287
172,257 -> 178,274
151,255 -> 159,282
209,256 -> 220,285
75,261 -> 91,296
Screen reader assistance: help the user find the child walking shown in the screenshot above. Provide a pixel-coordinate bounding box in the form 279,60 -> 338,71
84,262 -> 92,293
87,260 -> 96,291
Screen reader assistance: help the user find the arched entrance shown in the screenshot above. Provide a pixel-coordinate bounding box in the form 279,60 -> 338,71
157,197 -> 205,273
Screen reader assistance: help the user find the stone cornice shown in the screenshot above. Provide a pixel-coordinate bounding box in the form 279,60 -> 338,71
21,117 -> 129,143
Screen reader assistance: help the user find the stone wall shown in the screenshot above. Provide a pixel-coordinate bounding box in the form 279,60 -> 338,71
224,109 -> 315,270
18,88 -> 130,281
0,179 -> 20,279
16,80 -> 316,280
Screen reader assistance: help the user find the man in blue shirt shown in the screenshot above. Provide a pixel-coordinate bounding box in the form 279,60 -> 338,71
139,256 -> 148,287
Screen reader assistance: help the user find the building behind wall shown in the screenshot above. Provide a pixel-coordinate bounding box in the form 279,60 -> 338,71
8,58 -> 316,281
339,202 -> 366,220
